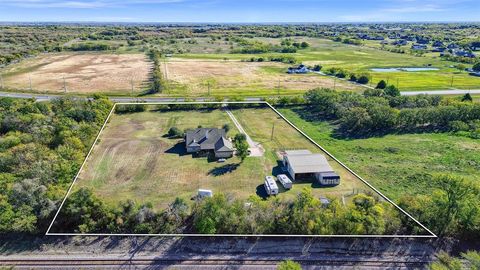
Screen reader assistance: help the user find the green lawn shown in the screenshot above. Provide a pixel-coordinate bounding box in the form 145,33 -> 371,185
279,107 -> 480,200
176,38 -> 480,91
71,105 -> 375,211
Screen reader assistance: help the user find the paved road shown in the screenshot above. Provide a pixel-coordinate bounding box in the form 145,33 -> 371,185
0,89 -> 478,102
400,89 -> 480,96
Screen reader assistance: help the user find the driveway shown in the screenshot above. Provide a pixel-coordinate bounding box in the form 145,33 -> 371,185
225,108 -> 265,157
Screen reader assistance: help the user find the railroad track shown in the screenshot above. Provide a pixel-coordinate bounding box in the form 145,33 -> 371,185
0,258 -> 430,268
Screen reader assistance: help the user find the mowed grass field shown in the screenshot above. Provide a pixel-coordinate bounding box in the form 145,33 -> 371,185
162,58 -> 361,96
178,38 -> 480,91
279,107 -> 480,200
72,105 -> 375,210
1,52 -> 151,94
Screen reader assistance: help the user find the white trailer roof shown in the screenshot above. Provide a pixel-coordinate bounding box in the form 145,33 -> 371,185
285,153 -> 333,174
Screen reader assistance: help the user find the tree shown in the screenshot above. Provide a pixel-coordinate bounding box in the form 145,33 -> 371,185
312,64 -> 322,72
300,41 -> 309,48
461,93 -> 473,102
277,260 -> 302,270
222,123 -> 231,133
167,126 -> 183,138
356,75 -> 369,84
234,133 -> 249,161
376,80 -> 387,89
384,85 -> 400,97
349,74 -> 357,82
473,62 -> 480,72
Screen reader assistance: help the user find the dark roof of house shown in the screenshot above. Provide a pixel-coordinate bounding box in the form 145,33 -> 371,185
185,128 -> 233,152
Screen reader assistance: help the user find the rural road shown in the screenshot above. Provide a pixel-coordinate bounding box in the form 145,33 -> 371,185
0,89 -> 478,102
225,108 -> 265,157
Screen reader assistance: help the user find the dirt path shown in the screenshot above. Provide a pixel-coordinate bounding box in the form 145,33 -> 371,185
225,108 -> 265,157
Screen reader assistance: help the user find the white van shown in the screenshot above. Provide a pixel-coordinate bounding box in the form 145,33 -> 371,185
277,174 -> 292,189
264,176 -> 279,196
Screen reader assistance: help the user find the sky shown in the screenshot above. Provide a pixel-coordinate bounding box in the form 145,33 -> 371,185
0,0 -> 478,23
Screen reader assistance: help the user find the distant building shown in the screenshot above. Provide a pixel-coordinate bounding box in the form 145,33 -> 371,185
447,43 -> 460,49
411,44 -> 427,50
287,64 -> 309,74
185,128 -> 234,158
454,50 -> 476,58
282,150 -> 340,186
392,39 -> 407,46
432,41 -> 445,47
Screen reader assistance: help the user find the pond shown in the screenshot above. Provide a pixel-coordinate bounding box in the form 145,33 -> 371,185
371,67 -> 440,72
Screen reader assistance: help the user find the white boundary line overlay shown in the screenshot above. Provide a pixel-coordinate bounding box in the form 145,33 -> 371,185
46,101 -> 437,238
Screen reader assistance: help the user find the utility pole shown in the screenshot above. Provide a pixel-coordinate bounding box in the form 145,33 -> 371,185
396,78 -> 399,89
207,81 -> 211,96
270,122 -> 275,141
450,75 -> 454,87
63,76 -> 67,93
0,74 -> 3,89
29,75 -> 32,91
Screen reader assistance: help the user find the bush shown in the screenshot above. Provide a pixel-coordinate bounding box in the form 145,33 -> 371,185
356,75 -> 369,84
312,64 -> 322,71
278,260 -> 302,270
349,74 -> 357,81
384,85 -> 400,97
168,127 -> 183,138
376,80 -> 387,89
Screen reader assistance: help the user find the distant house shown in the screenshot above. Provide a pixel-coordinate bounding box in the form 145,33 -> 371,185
447,43 -> 460,50
185,128 -> 234,158
392,39 -> 407,46
432,41 -> 445,47
454,50 -> 476,58
411,44 -> 427,50
287,64 -> 309,74
432,47 -> 446,52
282,150 -> 340,186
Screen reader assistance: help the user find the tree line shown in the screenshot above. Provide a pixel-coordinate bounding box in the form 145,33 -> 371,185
54,187 -> 412,235
0,96 -> 112,234
303,88 -> 480,138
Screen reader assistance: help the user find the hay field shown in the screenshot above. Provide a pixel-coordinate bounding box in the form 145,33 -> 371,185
73,105 -> 374,211
1,52 -> 151,94
163,58 -> 362,96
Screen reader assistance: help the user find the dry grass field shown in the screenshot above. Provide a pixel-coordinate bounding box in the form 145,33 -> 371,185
1,52 -> 151,94
163,58 -> 362,96
73,105 -> 375,211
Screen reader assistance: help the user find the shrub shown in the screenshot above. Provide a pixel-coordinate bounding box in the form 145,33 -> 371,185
376,80 -> 387,89
349,74 -> 357,81
356,75 -> 369,84
168,126 -> 183,138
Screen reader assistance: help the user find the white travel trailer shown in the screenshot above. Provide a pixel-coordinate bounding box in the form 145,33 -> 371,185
277,174 -> 292,189
197,189 -> 213,198
264,176 -> 279,196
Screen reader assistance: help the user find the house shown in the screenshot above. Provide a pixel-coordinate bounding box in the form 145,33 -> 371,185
433,41 -> 445,47
282,150 -> 340,186
411,44 -> 427,50
392,39 -> 407,46
447,43 -> 460,49
185,128 -> 234,158
454,50 -> 476,58
287,64 -> 309,74
432,47 -> 446,52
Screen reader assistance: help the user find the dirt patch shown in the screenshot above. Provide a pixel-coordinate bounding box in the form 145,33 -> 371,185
165,59 -> 362,93
2,53 -> 151,94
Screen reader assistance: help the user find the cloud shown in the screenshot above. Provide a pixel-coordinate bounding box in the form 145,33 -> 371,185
0,0 -> 185,8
